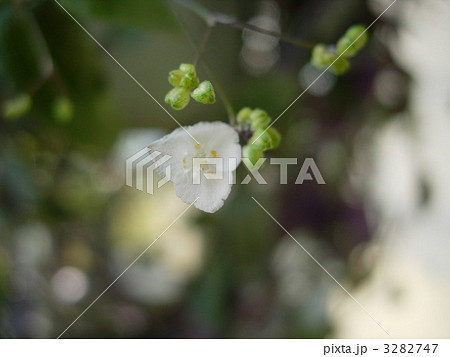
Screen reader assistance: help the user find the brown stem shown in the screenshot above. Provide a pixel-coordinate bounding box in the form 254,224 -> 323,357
194,25 -> 213,67
171,0 -> 314,49
221,21 -> 315,49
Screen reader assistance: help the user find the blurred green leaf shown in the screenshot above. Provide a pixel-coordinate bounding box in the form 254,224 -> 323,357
84,0 -> 176,30
0,6 -> 50,91
33,2 -> 122,151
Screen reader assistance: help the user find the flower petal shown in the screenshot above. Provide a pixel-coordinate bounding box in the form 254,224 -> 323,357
148,121 -> 241,213
172,168 -> 232,213
189,121 -> 242,171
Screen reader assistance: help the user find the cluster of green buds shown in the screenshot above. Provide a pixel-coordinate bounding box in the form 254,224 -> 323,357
310,24 -> 368,75
237,107 -> 281,166
165,63 -> 216,110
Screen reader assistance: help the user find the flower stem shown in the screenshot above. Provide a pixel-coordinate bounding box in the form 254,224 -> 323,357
193,25 -> 213,67
221,21 -> 314,49
171,0 -> 216,25
171,0 -> 314,49
169,0 -> 236,124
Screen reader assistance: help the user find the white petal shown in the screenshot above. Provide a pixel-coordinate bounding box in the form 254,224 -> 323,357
196,175 -> 233,213
147,122 -> 241,213
148,126 -> 193,177
172,168 -> 233,213
189,121 -> 242,171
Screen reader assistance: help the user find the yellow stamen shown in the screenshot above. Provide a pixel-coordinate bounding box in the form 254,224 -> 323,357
195,143 -> 201,150
210,150 -> 217,157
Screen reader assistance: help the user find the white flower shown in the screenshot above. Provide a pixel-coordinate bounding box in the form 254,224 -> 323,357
149,121 -> 241,213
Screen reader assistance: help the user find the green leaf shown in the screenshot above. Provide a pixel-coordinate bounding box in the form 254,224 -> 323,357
33,2 -> 121,151
84,0 -> 176,30
0,7 -> 50,91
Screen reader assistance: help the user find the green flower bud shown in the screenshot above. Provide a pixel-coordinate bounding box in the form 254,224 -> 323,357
179,63 -> 200,89
179,63 -> 195,73
236,107 -> 252,124
180,70 -> 200,89
249,108 -> 271,131
168,69 -> 184,87
168,64 -> 200,89
336,25 -> 368,58
3,94 -> 32,120
242,144 -> 264,167
311,44 -> 335,68
191,80 -> 216,104
53,97 -> 74,124
165,87 -> 191,110
330,57 -> 351,75
250,127 -> 281,151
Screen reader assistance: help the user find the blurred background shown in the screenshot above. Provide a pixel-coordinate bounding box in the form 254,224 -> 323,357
1,0 -> 449,338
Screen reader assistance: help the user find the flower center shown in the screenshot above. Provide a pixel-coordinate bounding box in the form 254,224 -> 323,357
182,144 -> 218,173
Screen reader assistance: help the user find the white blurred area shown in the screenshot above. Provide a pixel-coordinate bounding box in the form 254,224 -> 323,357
299,64 -> 337,97
331,0 -> 450,338
109,183 -> 205,305
51,266 -> 89,304
240,0 -> 281,76
108,130 -> 205,305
